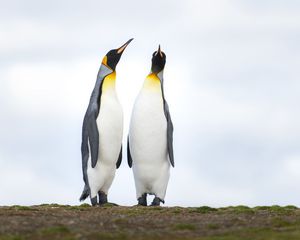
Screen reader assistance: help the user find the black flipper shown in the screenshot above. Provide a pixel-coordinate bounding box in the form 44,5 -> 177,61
116,145 -> 122,169
159,73 -> 174,167
127,137 -> 133,168
164,101 -> 174,167
79,184 -> 89,201
88,113 -> 100,168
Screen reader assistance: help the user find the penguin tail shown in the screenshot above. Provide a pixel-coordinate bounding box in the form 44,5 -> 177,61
79,185 -> 90,201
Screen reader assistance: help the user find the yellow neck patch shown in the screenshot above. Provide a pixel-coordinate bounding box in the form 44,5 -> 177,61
102,71 -> 116,92
143,73 -> 161,91
102,56 -> 108,66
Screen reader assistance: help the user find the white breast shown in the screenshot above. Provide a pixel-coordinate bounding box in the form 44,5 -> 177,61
129,87 -> 168,166
97,89 -> 123,164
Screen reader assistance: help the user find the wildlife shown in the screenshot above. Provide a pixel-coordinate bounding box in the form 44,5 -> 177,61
80,39 -> 133,206
128,45 -> 174,206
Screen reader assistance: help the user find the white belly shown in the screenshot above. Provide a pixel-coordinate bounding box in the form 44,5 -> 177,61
129,89 -> 170,198
87,90 -> 123,197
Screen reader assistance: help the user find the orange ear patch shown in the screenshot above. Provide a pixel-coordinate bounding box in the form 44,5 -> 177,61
102,56 -> 108,66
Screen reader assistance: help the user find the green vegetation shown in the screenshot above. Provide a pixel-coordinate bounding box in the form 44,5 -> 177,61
40,226 -> 70,234
8,206 -> 37,211
0,235 -> 24,240
219,205 -> 254,214
173,223 -> 197,231
189,206 -> 218,213
198,228 -> 300,240
253,205 -> 298,214
206,223 -> 220,230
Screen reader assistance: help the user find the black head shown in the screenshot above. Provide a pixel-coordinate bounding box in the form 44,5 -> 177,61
102,38 -> 133,71
151,45 -> 166,74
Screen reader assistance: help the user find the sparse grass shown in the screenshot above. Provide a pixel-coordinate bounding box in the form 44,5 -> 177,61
66,206 -> 90,211
198,227 -> 300,240
221,205 -> 255,214
1,205 -> 299,240
40,226 -> 70,234
189,206 -> 218,213
9,206 -> 37,211
148,206 -> 164,210
285,205 -> 298,210
79,203 -> 91,207
173,223 -> 197,231
100,203 -> 119,207
0,235 -> 24,240
172,207 -> 183,214
37,225 -> 75,240
0,226 -> 73,240
271,217 -> 293,228
252,205 -> 298,214
87,232 -> 130,240
39,203 -> 62,207
207,223 -> 220,230
113,218 -> 128,224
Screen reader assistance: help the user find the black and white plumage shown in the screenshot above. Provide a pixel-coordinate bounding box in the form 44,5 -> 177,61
80,39 -> 133,206
128,45 -> 174,206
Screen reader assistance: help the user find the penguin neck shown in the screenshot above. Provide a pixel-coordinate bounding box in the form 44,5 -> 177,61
143,71 -> 163,91
102,71 -> 117,93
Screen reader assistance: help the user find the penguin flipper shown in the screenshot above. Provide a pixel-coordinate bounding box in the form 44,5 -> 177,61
81,118 -> 90,185
116,145 -> 122,169
79,184 -> 90,201
87,113 -> 100,168
159,72 -> 174,167
82,97 -> 101,170
164,101 -> 174,167
127,137 -> 133,168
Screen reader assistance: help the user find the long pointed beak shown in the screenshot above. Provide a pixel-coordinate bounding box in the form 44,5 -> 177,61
117,38 -> 134,54
156,44 -> 163,57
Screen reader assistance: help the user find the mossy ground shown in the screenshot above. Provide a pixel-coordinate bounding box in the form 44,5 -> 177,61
0,204 -> 299,240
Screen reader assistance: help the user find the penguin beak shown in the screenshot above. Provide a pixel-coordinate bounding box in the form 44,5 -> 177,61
156,44 -> 163,57
117,38 -> 134,54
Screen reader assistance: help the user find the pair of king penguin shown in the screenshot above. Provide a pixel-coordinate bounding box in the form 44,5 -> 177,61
80,39 -> 174,206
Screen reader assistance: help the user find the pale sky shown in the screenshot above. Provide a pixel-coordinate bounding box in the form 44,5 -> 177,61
1,0 -> 300,207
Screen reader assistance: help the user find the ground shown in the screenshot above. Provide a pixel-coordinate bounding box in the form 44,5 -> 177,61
0,204 -> 300,240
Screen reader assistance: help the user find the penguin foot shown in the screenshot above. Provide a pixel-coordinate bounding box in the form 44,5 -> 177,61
151,197 -> 164,206
98,191 -> 108,205
90,196 -> 98,206
138,193 -> 147,206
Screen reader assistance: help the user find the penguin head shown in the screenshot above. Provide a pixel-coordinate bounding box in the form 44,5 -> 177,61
102,38 -> 133,71
151,45 -> 166,74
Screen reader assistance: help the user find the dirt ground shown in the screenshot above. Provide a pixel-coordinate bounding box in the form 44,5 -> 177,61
0,204 -> 300,240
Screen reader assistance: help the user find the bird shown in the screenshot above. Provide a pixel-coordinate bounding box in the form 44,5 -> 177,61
128,45 -> 174,206
80,38 -> 133,206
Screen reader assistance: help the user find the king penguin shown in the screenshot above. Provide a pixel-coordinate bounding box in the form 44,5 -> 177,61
128,45 -> 174,206
80,38 -> 133,206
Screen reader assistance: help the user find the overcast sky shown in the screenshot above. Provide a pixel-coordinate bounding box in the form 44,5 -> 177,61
0,0 -> 300,207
